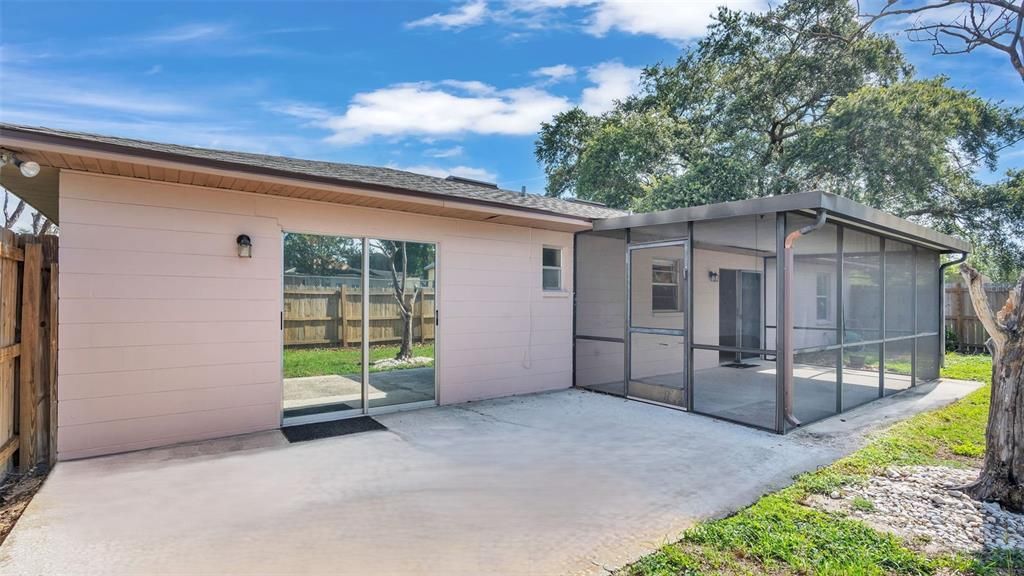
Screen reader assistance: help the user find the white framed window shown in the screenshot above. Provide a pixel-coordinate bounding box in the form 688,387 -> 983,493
652,258 -> 682,312
816,272 -> 831,321
542,247 -> 562,291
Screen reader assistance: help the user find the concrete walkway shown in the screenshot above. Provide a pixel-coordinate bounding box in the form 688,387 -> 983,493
1,379 -> 980,576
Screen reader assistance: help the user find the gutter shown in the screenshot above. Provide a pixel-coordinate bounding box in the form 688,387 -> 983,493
938,252 -> 968,365
782,208 -> 827,427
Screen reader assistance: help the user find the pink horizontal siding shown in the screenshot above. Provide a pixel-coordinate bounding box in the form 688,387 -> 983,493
57,171 -> 576,459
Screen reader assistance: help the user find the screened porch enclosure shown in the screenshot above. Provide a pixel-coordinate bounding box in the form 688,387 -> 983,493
573,193 -> 964,433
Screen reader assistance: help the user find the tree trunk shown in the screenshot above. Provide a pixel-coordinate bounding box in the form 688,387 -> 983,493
960,264 -> 1024,511
388,242 -> 415,362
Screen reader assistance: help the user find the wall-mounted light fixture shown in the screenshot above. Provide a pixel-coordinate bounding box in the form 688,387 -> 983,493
0,150 -> 41,178
708,270 -> 719,283
236,234 -> 253,258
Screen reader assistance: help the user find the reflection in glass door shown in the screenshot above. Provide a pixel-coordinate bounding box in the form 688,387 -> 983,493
627,241 -> 687,408
282,233 -> 365,421
367,239 -> 437,410
282,233 -> 437,424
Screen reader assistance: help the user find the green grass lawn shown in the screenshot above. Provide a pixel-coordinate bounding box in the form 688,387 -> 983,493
621,353 -> 1023,576
283,344 -> 434,378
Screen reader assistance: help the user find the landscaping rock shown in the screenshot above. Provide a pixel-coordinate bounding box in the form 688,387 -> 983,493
370,356 -> 433,370
814,466 -> 1024,554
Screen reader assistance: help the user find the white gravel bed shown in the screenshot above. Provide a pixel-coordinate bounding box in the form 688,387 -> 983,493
371,356 -> 433,369
811,466 -> 1024,554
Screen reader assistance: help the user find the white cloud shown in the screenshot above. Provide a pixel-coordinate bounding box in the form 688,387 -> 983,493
586,0 -> 767,41
394,164 -> 498,182
1,69 -> 194,116
320,81 -> 572,144
269,59 -> 642,144
532,64 -> 577,82
407,0 -> 767,42
425,145 -> 465,158
579,61 -> 642,113
406,1 -> 489,29
144,64 -> 162,75
138,23 -> 231,44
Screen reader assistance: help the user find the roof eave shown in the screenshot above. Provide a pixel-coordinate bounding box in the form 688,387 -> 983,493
0,125 -> 604,225
593,191 -> 970,254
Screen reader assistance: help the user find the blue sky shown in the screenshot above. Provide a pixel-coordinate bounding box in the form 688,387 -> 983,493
0,0 -> 1020,194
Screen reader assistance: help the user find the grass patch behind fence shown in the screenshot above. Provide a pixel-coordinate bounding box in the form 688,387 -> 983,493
283,344 -> 434,378
621,353 -> 1022,576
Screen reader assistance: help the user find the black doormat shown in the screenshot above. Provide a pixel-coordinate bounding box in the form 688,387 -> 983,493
282,417 -> 387,443
722,362 -> 760,369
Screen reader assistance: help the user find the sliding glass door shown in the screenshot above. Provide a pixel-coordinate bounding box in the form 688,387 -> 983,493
282,232 -> 436,424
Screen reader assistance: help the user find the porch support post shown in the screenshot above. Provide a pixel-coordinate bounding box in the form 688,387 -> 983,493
836,225 -> 844,414
775,212 -> 786,433
686,221 -> 694,412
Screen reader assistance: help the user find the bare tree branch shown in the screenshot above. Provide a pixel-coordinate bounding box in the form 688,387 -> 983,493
862,0 -> 1024,82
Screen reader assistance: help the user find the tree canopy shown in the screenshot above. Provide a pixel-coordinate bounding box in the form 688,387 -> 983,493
535,0 -> 1024,278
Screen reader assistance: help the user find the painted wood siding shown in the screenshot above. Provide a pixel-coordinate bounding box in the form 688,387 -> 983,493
57,171 -> 574,459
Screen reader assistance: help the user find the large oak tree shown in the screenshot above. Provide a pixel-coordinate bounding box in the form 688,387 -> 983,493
535,0 -> 1024,278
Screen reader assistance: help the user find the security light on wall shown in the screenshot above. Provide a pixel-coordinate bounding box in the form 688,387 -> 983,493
236,234 -> 253,258
708,270 -> 719,283
0,151 -> 40,178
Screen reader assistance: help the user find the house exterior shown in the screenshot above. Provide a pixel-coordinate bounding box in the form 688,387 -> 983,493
0,124 -> 970,459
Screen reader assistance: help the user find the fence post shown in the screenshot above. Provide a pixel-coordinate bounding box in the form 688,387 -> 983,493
954,285 -> 965,352
19,240 -> 42,470
340,285 -> 347,347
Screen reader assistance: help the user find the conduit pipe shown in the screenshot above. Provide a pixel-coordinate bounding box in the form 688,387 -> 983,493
783,209 -> 827,427
938,252 -> 968,365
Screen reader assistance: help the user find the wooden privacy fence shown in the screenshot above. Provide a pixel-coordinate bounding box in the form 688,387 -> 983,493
0,231 -> 57,477
945,282 -> 1012,353
284,287 -> 435,348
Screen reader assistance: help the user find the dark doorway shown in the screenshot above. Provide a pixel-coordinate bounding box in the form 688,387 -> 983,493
719,269 -> 762,363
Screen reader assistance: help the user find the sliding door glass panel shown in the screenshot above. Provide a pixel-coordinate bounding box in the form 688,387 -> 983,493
282,233 -> 364,420
629,332 -> 685,407
367,239 -> 437,410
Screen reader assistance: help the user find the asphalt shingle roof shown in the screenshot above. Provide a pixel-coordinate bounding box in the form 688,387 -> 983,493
0,124 -> 628,220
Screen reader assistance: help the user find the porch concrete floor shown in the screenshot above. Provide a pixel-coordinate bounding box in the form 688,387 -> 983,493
1,380 -> 980,576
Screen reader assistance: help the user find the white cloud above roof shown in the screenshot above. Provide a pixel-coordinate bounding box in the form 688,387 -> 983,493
393,164 -> 498,183
274,60 -> 642,144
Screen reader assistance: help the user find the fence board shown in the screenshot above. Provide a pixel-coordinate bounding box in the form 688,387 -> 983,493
283,287 -> 435,348
0,230 -> 17,474
19,241 -> 41,469
0,232 -> 58,476
944,283 -> 1012,353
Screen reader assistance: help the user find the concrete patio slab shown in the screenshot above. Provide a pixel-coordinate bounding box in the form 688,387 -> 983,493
1,379 -> 981,576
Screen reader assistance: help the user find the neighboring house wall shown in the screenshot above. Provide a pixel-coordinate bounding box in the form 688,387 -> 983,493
57,171 -> 573,459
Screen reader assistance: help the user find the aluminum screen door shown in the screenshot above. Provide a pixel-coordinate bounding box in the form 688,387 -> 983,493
627,240 -> 688,408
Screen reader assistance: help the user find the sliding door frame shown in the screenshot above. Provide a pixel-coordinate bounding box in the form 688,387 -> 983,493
280,231 -> 439,427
